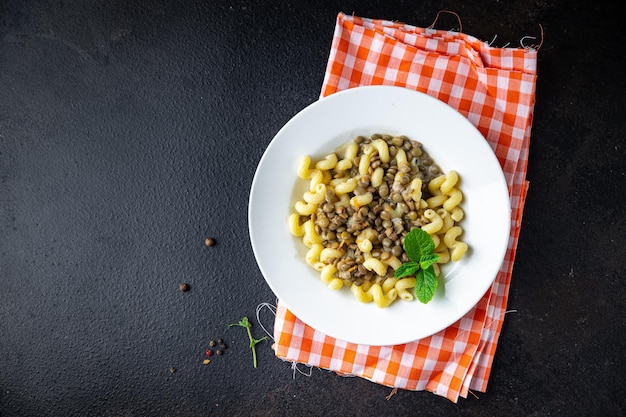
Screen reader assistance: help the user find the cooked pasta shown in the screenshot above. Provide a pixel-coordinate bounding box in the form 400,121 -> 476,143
289,133 -> 469,308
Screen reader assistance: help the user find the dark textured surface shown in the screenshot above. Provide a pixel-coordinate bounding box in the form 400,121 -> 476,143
1,1 -> 625,416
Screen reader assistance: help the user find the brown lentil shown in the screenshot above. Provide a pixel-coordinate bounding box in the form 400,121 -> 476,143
295,133 -> 443,285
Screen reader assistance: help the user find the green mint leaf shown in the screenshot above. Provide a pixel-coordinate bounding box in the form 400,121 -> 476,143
414,265 -> 438,304
393,228 -> 440,304
403,228 -> 436,262
419,253 -> 440,270
394,261 -> 419,278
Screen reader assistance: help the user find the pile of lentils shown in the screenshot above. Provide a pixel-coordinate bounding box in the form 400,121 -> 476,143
310,133 -> 443,286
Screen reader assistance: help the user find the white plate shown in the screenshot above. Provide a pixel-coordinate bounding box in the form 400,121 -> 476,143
249,85 -> 511,346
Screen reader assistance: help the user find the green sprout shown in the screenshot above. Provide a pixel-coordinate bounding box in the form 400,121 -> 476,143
228,316 -> 268,368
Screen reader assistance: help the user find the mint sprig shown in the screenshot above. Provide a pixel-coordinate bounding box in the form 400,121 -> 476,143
394,228 -> 440,304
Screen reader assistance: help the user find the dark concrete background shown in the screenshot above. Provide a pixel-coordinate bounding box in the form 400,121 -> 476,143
1,1 -> 624,416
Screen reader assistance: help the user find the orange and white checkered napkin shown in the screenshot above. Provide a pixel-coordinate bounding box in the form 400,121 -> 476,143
272,12 -> 537,402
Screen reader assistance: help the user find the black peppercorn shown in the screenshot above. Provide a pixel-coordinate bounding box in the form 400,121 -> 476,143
179,283 -> 190,292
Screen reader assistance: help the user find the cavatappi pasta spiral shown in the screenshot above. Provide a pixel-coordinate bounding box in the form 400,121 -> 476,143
288,133 -> 469,308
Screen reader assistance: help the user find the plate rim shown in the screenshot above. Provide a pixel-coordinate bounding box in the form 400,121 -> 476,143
249,85 -> 511,345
